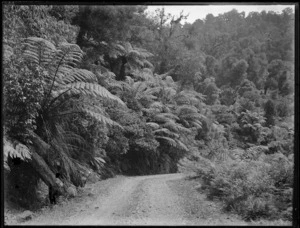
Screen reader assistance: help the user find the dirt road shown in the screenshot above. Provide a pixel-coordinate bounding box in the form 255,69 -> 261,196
20,173 -> 248,225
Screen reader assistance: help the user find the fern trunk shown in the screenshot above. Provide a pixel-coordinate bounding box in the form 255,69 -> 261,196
27,131 -> 65,193
28,131 -> 82,189
28,131 -> 50,157
29,148 -> 64,195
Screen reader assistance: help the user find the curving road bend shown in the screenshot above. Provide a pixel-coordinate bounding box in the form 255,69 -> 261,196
22,173 -> 247,225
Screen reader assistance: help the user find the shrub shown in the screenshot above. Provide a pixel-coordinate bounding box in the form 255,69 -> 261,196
264,153 -> 293,188
235,110 -> 266,144
264,99 -> 276,127
194,156 -> 216,188
4,57 -> 44,142
266,126 -> 294,156
276,99 -> 291,117
199,153 -> 293,221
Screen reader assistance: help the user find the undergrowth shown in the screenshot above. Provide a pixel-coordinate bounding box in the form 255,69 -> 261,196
196,152 -> 293,221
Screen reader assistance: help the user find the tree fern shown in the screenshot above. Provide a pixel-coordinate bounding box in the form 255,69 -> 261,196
175,104 -> 205,129
108,41 -> 154,73
17,37 -> 128,185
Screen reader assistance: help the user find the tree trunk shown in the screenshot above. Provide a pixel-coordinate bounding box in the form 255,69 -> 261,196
27,131 -> 67,193
116,56 -> 128,81
28,130 -> 50,157
29,148 -> 64,195
28,130 -> 83,188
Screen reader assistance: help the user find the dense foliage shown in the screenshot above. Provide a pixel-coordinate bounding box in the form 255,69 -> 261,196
3,4 -> 294,222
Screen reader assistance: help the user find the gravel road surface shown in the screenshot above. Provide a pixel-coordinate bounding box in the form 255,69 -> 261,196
18,173 -> 248,225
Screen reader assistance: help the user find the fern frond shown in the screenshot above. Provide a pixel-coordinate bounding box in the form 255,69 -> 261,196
177,105 -> 198,114
146,122 -> 160,130
175,96 -> 191,105
130,58 -> 145,68
143,87 -> 161,96
128,50 -> 141,59
137,94 -> 157,102
181,119 -> 191,127
191,121 -> 202,129
165,76 -> 174,83
91,159 -> 102,170
155,136 -> 177,146
123,42 -> 133,53
134,47 -> 154,58
154,128 -> 171,135
143,60 -> 154,68
175,140 -> 189,151
108,48 -> 122,59
56,42 -> 83,66
95,156 -> 106,164
133,81 -> 147,94
125,76 -> 135,85
150,102 -> 164,109
140,68 -> 154,79
176,124 -> 193,134
4,44 -> 13,62
189,97 -> 200,105
23,37 -> 56,65
154,128 -> 179,138
108,82 -> 124,91
91,156 -> 106,171
155,136 -> 188,151
102,71 -> 116,79
61,82 -> 125,106
23,37 -> 84,76
113,43 -> 126,55
180,113 -> 204,120
175,90 -> 206,105
163,121 -> 180,133
152,115 -> 171,123
156,113 -> 180,121
84,109 -> 123,129
164,87 -> 177,97
57,68 -> 98,84
4,137 -> 32,161
180,90 -> 206,102
121,82 -> 133,92
91,64 -> 110,74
